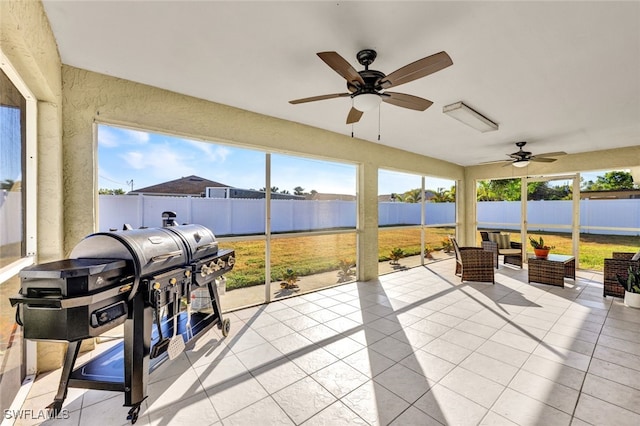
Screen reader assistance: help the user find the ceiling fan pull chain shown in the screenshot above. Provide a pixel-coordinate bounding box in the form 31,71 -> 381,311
378,105 -> 381,141
351,123 -> 354,138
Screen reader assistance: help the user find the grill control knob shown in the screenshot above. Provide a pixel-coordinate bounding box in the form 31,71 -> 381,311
227,256 -> 236,266
201,265 -> 211,277
217,259 -> 226,269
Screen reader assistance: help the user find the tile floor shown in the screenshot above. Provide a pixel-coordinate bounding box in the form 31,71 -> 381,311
14,259 -> 640,426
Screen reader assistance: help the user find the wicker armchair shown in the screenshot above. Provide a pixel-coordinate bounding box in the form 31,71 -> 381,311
449,236 -> 495,284
603,252 -> 640,298
480,231 -> 523,269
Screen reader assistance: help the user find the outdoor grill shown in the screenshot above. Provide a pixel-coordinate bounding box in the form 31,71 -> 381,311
10,214 -> 235,423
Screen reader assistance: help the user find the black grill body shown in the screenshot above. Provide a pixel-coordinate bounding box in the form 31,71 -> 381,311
9,222 -> 234,423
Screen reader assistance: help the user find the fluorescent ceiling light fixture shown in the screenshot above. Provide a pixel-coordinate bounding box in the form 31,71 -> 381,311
443,102 -> 499,132
353,93 -> 381,112
512,159 -> 530,168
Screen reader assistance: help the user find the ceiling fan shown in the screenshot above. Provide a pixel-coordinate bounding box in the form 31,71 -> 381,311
490,142 -> 567,168
289,49 -> 453,124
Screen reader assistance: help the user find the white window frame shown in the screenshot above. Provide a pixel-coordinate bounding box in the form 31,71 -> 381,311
0,50 -> 38,374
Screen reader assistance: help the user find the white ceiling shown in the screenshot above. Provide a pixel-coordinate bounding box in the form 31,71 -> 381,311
42,1 -> 640,166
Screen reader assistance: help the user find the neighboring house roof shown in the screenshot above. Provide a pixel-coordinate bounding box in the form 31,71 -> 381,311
129,175 -> 228,196
581,189 -> 640,199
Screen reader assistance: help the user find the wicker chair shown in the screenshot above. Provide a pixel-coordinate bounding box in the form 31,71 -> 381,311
449,236 -> 495,284
480,231 -> 523,269
603,252 -> 640,298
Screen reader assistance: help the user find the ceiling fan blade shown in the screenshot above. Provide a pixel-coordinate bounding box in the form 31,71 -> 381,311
530,157 -> 557,163
378,51 -> 453,89
346,107 -> 363,124
289,93 -> 350,104
317,52 -> 365,87
533,151 -> 567,158
381,92 -> 433,111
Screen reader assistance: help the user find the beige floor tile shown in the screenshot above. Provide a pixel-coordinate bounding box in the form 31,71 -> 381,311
508,369 -> 580,414
521,354 -> 586,390
195,354 -> 248,389
289,346 -> 338,374
459,352 -> 519,386
235,341 -> 284,371
272,377 -> 336,424
422,337 -> 472,364
390,327 -> 436,349
373,363 -> 432,403
388,406 -> 442,426
310,360 -> 369,398
476,340 -> 530,368
341,380 -> 409,426
581,373 -> 640,414
480,411 -> 518,425
251,358 -> 307,394
542,332 -> 596,356
492,388 -> 572,426
368,335 -> 414,362
439,366 -> 505,408
593,345 -> 640,372
489,329 -> 539,353
439,328 -> 487,351
574,393 -> 640,426
343,347 -> 395,378
532,343 -> 591,371
302,401 -> 367,426
147,392 -> 218,425
455,320 -> 499,339
319,335 -> 364,359
222,396 -> 293,426
588,357 -> 640,391
206,373 -> 269,420
413,383 -> 487,426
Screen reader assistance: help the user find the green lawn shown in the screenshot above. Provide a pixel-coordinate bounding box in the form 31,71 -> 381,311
220,228 -> 639,290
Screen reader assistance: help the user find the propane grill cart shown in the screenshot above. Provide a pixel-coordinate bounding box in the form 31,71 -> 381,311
10,219 -> 235,423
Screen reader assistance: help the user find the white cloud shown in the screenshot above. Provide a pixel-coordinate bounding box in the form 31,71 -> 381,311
98,126 -> 150,148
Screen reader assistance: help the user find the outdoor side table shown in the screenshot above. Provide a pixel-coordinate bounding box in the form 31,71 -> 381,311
528,254 -> 576,287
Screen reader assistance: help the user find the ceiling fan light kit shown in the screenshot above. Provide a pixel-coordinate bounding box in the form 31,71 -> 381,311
353,93 -> 382,112
443,102 -> 499,133
512,159 -> 530,168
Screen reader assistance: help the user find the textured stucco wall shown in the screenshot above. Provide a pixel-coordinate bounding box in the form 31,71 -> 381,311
1,0 -> 64,263
1,0 -> 65,371
61,65 -> 464,281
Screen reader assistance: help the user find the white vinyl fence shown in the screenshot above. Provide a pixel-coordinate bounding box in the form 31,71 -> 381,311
98,195 -> 456,235
477,199 -> 640,235
93,195 -> 640,237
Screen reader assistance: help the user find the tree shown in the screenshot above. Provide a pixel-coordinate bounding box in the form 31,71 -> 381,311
395,188 -> 422,203
431,187 -> 455,203
1,179 -> 16,190
99,188 -> 126,195
582,171 -> 636,191
293,186 -> 305,195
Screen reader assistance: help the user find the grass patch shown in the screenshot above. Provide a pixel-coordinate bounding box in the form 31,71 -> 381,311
221,228 -> 638,290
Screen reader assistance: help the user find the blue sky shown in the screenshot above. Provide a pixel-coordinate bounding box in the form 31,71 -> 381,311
97,124 -> 610,196
97,125 -> 455,195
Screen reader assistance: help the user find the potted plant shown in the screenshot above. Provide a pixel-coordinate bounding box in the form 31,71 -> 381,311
389,247 -> 404,265
280,268 -> 300,290
424,245 -> 435,260
441,238 -> 453,254
529,236 -> 555,259
336,259 -> 355,283
617,266 -> 640,308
